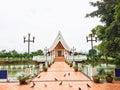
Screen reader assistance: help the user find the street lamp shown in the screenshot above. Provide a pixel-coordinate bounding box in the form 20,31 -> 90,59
86,33 -> 97,65
71,46 -> 76,66
23,33 -> 35,60
44,47 -> 49,67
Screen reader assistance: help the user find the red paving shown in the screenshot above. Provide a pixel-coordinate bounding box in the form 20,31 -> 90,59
0,62 -> 120,90
54,57 -> 65,62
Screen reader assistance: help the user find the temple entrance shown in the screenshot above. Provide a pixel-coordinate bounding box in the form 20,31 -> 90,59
58,51 -> 62,56
49,31 -> 71,62
54,41 -> 64,57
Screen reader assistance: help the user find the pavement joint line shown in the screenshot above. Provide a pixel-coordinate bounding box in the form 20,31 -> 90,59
31,80 -> 91,82
45,71 -> 75,72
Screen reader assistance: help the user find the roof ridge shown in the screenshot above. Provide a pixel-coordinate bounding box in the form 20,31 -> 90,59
49,31 -> 70,51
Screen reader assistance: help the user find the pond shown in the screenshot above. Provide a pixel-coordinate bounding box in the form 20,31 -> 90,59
0,64 -> 40,82
78,63 -> 116,79
0,62 -> 117,82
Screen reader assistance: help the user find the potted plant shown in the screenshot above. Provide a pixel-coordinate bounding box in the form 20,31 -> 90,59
48,63 -> 51,67
74,65 -> 78,72
17,74 -> 31,85
105,71 -> 113,83
70,62 -> 73,67
43,66 -> 48,72
93,75 -> 100,83
65,60 -> 69,65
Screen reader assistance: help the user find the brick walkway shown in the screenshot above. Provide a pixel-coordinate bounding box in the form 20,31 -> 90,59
0,62 -> 120,90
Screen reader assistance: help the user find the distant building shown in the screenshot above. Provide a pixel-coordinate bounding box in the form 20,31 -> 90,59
33,31 -> 87,62
49,31 -> 71,58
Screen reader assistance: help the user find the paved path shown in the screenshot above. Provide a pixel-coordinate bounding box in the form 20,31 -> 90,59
0,62 -> 120,90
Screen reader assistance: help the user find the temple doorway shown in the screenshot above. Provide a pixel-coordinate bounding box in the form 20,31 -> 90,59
49,31 -> 71,62
58,51 -> 62,56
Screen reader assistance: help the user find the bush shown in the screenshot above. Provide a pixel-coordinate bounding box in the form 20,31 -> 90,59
93,75 -> 100,83
70,62 -> 73,67
43,66 -> 48,72
74,65 -> 78,72
17,74 -> 31,85
97,68 -> 105,75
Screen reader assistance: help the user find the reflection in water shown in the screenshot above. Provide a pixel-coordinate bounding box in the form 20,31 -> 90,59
0,63 -> 116,82
78,63 -> 116,79
0,64 -> 39,82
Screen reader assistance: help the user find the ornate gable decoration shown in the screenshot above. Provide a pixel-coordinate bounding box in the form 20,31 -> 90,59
49,31 -> 70,51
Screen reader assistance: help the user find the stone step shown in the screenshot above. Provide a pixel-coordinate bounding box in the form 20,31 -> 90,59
54,57 -> 66,62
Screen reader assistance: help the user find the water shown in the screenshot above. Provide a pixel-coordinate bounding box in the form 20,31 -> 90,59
78,63 -> 116,79
0,64 -> 39,82
0,62 -> 116,82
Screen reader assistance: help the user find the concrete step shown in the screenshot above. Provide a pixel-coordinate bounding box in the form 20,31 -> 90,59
54,57 -> 66,62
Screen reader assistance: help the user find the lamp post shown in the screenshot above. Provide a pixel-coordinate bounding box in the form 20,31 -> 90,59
24,33 -> 35,60
71,46 -> 76,67
86,34 -> 97,65
44,47 -> 49,67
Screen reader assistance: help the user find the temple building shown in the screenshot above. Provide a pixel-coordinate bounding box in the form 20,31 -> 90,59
33,31 -> 87,63
48,31 -> 71,61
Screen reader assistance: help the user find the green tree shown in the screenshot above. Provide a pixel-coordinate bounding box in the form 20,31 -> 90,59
86,0 -> 120,61
23,52 -> 28,58
89,49 -> 97,56
31,49 -> 43,57
86,0 -> 119,25
74,52 -> 78,56
10,50 -> 19,58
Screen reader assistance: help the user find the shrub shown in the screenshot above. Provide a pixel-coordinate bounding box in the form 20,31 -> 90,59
74,65 -> 78,72
70,62 -> 73,67
43,66 -> 48,72
17,74 -> 31,85
93,75 -> 100,83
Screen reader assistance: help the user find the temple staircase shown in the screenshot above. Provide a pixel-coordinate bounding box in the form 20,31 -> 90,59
54,57 -> 66,62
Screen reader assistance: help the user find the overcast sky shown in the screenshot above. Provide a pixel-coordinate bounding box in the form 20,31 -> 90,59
0,0 -> 101,53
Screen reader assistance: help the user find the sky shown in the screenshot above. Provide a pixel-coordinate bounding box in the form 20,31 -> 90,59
0,0 -> 102,53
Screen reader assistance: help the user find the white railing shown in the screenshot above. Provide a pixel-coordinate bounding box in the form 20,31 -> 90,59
67,55 -> 87,62
33,55 -> 87,62
33,55 -> 54,62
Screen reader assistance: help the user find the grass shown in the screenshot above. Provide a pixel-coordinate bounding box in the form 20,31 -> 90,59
0,57 -> 32,61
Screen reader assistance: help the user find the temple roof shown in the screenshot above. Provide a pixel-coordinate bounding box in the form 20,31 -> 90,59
49,31 -> 70,51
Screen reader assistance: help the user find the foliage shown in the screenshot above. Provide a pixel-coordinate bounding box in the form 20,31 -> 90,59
86,0 -> 119,25
89,49 -> 97,56
65,60 -> 69,65
74,52 -> 78,56
93,75 -> 100,80
105,71 -> 113,77
0,49 -> 43,60
74,65 -> 78,72
31,50 -> 43,56
93,75 -> 100,83
70,62 -> 73,67
87,49 -> 100,61
97,68 -> 105,75
17,74 -> 31,81
17,74 -> 31,85
105,71 -> 113,83
65,60 -> 73,67
43,66 -> 48,71
114,56 -> 120,67
86,0 -> 120,62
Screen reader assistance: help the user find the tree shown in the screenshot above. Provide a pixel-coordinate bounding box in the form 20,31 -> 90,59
10,50 -> 19,58
23,52 -> 28,58
86,0 -> 120,60
74,52 -> 78,56
91,25 -> 106,41
86,0 -> 119,26
89,49 -> 97,56
31,49 -> 43,57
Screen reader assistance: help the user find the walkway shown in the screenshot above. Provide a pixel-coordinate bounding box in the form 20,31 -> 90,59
0,62 -> 120,90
